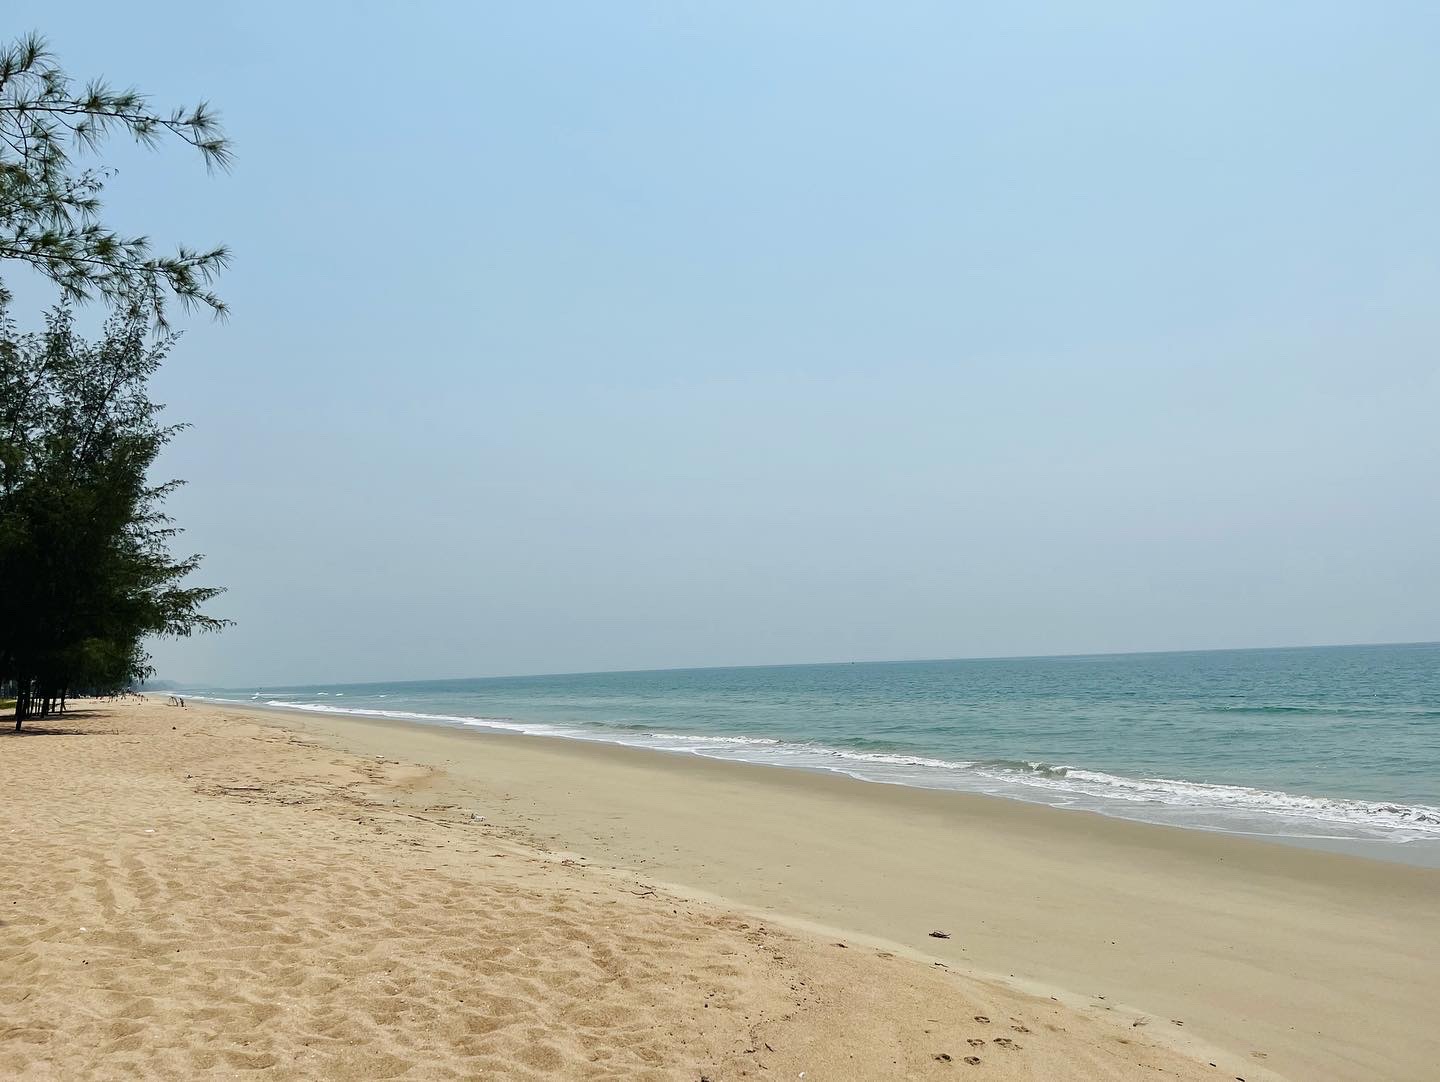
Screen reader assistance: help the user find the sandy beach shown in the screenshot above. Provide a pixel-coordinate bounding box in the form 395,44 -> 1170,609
5,8 -> 1437,1082
3,700 -> 1435,1080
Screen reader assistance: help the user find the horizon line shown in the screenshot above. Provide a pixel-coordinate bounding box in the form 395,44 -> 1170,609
171,637 -> 1440,692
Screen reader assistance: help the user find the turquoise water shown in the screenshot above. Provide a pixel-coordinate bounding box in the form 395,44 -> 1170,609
188,642 -> 1440,862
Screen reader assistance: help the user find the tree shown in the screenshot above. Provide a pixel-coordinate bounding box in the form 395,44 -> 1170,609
0,34 -> 232,727
0,299 -> 229,727
0,31 -> 232,325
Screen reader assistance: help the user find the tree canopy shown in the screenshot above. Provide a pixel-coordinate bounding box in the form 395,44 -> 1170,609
0,31 -> 232,324
0,299 -> 229,723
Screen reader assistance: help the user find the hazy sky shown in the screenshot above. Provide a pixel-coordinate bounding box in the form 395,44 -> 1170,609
11,2 -> 1439,685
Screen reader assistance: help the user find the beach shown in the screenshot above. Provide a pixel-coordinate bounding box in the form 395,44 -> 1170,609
3,699 -> 1435,1080
191,646 -> 1440,857
3,9 -> 1436,1082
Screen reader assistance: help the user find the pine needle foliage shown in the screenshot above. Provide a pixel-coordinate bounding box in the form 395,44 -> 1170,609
0,31 -> 232,326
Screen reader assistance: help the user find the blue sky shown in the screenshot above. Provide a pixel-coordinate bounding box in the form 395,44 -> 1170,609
9,2 -> 1439,683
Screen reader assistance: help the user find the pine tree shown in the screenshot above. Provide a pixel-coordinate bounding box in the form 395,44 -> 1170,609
0,34 -> 233,726
0,300 -> 228,726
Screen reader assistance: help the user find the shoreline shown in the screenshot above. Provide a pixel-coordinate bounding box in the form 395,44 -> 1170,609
4,698 -> 1252,1082
196,694 -> 1440,868
212,697 -> 1437,1082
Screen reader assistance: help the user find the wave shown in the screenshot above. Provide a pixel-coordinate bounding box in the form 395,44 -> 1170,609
253,699 -> 543,734
189,695 -> 1440,845
961,760 -> 1440,836
1208,703 -> 1440,719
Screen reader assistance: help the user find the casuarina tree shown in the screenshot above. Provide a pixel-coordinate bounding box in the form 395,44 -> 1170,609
0,33 -> 232,726
0,300 -> 229,725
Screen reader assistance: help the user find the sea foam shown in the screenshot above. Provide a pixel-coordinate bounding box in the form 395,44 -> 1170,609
187,694 -> 1440,847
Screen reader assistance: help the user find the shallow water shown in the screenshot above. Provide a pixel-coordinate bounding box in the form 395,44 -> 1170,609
188,642 -> 1440,864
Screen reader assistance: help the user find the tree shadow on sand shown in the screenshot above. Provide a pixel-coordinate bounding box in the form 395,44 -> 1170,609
3,711 -> 122,736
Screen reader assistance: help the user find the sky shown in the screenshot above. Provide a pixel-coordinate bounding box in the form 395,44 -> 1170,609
8,2 -> 1439,685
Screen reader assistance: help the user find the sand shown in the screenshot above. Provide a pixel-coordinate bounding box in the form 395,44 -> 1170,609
2,700 -> 1434,1080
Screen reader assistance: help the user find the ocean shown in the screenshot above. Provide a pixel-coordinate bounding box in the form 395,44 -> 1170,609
186,642 -> 1440,864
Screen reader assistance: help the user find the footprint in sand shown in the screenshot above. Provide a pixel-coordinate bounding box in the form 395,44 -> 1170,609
973,1015 -> 990,1024
992,1037 -> 1020,1050
963,1056 -> 982,1066
966,1038 -> 985,1048
1011,1023 -> 1031,1033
